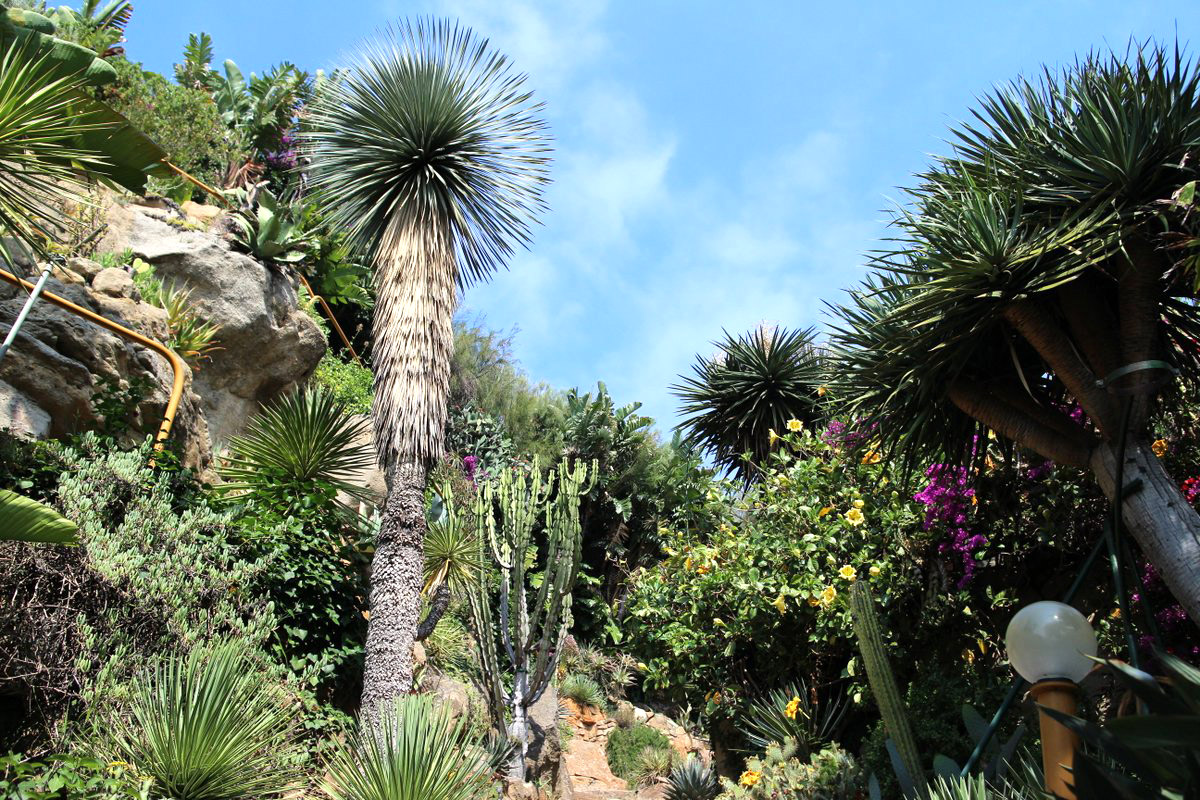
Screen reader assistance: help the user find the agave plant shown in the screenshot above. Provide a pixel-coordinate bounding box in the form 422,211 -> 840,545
158,283 -> 222,365
672,326 -> 823,484
665,757 -> 720,800
738,680 -> 847,759
559,674 -> 605,710
228,188 -> 314,265
324,694 -> 492,800
102,641 -> 299,800
217,386 -> 375,511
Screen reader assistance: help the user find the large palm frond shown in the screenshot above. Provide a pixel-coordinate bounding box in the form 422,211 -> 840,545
302,19 -> 551,468
672,326 -> 823,483
0,40 -> 111,264
828,41 -> 1200,472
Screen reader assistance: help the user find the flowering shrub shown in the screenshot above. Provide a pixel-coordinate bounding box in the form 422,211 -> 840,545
914,463 -> 982,587
625,428 -> 929,722
717,740 -> 864,800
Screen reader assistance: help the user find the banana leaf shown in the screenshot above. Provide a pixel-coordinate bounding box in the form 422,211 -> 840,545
0,488 -> 78,544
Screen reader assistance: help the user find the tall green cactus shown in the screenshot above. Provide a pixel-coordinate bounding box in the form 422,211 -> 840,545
849,581 -> 928,799
468,457 -> 595,782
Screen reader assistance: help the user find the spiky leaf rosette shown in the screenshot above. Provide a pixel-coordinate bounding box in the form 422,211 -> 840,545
672,326 -> 823,483
828,42 -> 1200,473
302,19 -> 551,470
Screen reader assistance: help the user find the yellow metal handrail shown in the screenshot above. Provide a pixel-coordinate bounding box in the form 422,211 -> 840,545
0,268 -> 185,451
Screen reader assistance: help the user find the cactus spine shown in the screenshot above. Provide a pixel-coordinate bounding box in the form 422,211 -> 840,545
849,581 -> 927,798
468,457 -> 595,782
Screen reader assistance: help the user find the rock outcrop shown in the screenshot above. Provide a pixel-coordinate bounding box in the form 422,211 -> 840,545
0,197 -> 327,469
101,201 -> 326,448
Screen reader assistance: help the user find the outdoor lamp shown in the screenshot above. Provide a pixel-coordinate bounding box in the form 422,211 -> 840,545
1005,601 -> 1098,800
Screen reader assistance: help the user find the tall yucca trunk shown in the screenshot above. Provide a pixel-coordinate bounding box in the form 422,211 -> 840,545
360,218 -> 456,725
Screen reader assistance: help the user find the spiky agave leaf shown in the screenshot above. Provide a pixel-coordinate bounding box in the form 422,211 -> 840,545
0,39 -> 113,264
671,326 -> 822,484
301,19 -> 551,470
664,757 -> 719,800
324,694 -> 492,800
218,386 -> 375,509
102,640 -> 299,800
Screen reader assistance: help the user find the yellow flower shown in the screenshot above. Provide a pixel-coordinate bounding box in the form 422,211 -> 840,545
861,450 -> 882,464
868,565 -> 881,577
853,498 -> 864,509
838,565 -> 857,581
784,696 -> 802,720
987,429 -> 997,440
740,770 -> 762,787
1110,607 -> 1122,619
1152,439 -> 1169,458
962,647 -> 976,665
772,594 -> 788,614
786,418 -> 803,432
821,585 -> 837,606
807,594 -> 822,607
844,507 -> 865,526
817,386 -> 828,397
684,557 -> 693,571
696,564 -> 710,575
768,428 -> 780,445
818,506 -> 833,518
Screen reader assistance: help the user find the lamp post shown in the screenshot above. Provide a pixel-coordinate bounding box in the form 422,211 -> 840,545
1004,601 -> 1098,800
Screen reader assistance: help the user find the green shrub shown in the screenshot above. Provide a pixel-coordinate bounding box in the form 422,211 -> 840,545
606,723 -> 672,783
325,694 -> 492,800
101,641 -> 299,800
717,741 -> 863,800
0,752 -> 151,800
103,58 -> 245,200
312,352 -> 373,416
560,674 -> 605,710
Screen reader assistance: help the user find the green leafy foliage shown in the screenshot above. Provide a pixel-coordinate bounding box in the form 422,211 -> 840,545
672,326 -> 823,484
103,57 -> 244,200
174,31 -> 213,89
217,386 -> 375,512
206,58 -> 309,154
0,752 -> 151,800
560,674 -> 605,710
100,641 -> 299,800
312,352 -> 373,415
606,723 -> 673,783
0,488 -> 77,543
324,694 -> 492,800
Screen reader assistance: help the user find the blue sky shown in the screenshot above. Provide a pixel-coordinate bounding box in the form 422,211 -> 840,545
127,1 -> 1200,433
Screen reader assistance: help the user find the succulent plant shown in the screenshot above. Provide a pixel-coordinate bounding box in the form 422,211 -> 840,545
665,756 -> 720,800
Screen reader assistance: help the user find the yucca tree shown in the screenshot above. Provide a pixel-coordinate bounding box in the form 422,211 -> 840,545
302,19 -> 550,722
672,326 -> 823,483
828,43 -> 1200,620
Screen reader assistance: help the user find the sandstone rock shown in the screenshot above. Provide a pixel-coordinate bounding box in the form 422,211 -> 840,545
103,204 -> 326,447
50,264 -> 85,285
67,256 -> 104,282
0,275 -> 211,469
181,200 -> 224,226
412,640 -> 426,666
91,267 -> 134,298
428,673 -> 472,720
0,378 -> 50,438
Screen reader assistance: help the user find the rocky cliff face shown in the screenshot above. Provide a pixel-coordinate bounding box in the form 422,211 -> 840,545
0,197 -> 326,469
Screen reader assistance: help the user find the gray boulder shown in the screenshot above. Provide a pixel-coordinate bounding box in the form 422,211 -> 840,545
101,202 -> 327,448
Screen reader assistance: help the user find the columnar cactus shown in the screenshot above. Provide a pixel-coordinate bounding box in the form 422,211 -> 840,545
468,457 -> 595,782
848,581 -> 927,798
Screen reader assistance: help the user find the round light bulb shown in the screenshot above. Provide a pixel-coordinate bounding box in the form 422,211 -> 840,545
1005,601 -> 1097,683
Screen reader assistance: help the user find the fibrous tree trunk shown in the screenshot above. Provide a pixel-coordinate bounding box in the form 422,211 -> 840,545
360,460 -> 427,726
1090,440 -> 1200,623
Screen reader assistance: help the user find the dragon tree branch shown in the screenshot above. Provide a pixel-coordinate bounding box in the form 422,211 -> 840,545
948,382 -> 1093,467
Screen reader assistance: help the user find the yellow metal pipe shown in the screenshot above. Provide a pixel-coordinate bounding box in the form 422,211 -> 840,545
0,268 -> 186,452
162,160 -> 228,206
296,271 -> 364,366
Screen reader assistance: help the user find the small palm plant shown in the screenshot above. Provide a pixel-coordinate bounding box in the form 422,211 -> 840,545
217,386 -> 374,512
324,694 -> 492,800
672,326 -> 823,484
101,641 -> 299,800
